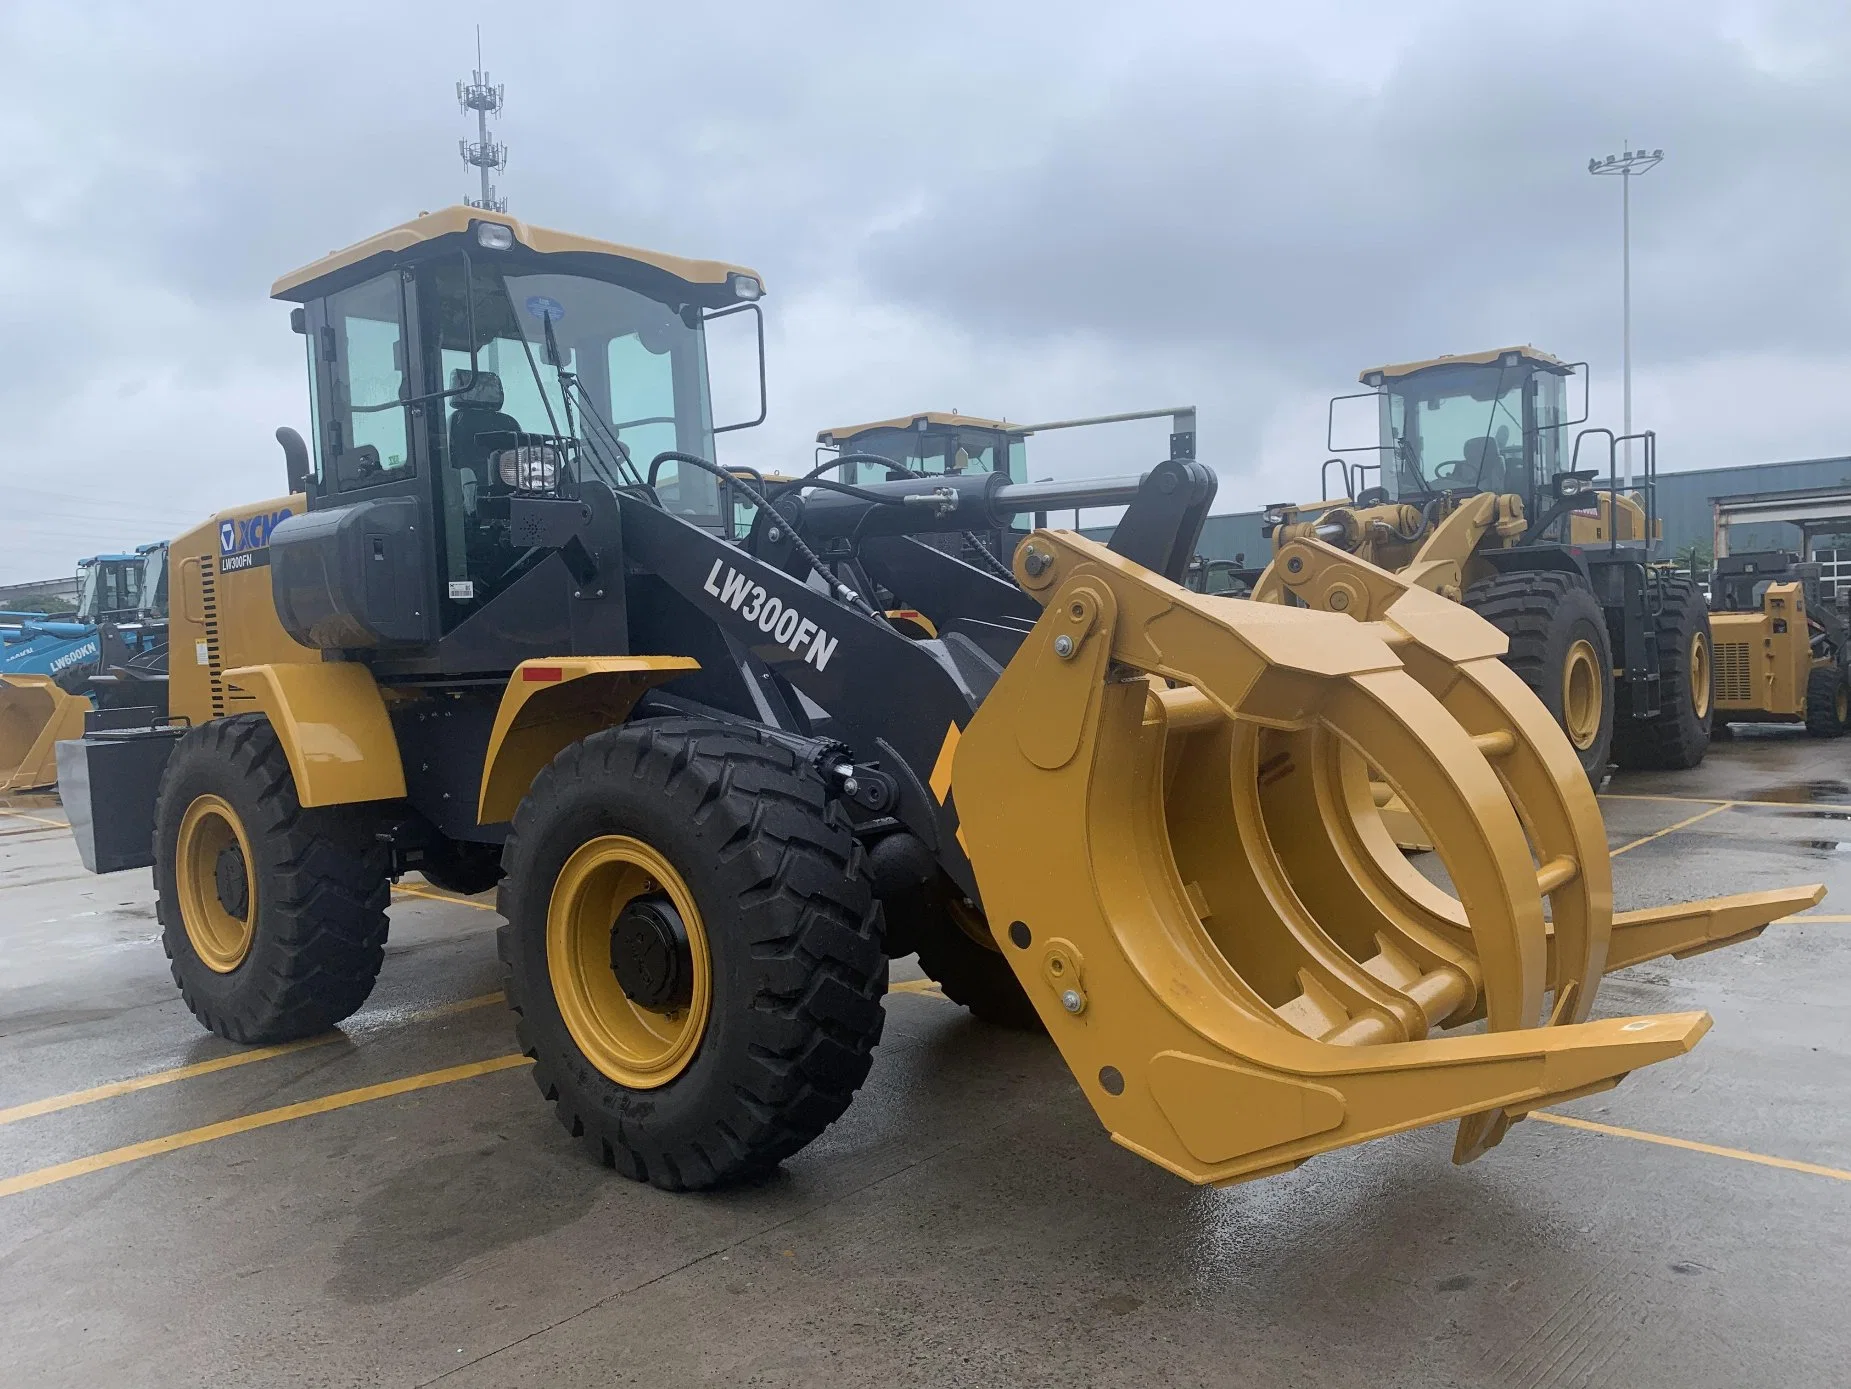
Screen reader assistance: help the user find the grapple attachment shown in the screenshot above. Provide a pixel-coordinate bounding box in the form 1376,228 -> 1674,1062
0,674 -> 89,793
951,533 -> 1820,1185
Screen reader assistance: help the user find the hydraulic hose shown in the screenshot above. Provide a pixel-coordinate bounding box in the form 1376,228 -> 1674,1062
645,451 -> 875,614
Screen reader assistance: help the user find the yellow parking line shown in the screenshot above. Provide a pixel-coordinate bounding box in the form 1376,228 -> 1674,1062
889,978 -> 945,996
0,1053 -> 533,1200
1611,801 -> 1735,856
0,992 -> 504,1128
1601,791 -> 1851,814
1533,1112 -> 1851,1184
0,805 -> 68,829
393,881 -> 497,912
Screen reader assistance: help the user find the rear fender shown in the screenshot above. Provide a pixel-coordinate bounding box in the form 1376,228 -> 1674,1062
221,662 -> 405,807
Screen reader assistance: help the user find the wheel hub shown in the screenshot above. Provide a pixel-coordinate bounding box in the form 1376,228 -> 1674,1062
214,843 -> 250,920
1561,639 -> 1603,750
609,894 -> 692,1011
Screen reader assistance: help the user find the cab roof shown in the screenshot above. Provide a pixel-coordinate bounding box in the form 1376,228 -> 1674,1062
816,411 -> 1020,446
1359,345 -> 1571,385
270,205 -> 765,306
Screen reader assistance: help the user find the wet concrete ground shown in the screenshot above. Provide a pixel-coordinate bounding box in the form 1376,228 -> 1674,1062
1,726 -> 1847,1388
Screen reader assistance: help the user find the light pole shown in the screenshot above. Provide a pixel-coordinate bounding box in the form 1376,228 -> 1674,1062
1588,146 -> 1663,491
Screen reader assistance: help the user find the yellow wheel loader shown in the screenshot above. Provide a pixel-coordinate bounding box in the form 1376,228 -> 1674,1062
1265,347 -> 1713,783
54,210 -> 1819,1191
1707,552 -> 1851,736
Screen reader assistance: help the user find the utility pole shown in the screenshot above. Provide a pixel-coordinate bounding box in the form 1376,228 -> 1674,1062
458,27 -> 508,212
1587,145 -> 1663,490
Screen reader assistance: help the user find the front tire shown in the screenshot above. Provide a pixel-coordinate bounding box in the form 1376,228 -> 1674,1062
1613,577 -> 1713,770
1464,571 -> 1615,784
497,718 -> 887,1190
418,837 -> 504,895
1804,663 -> 1851,738
153,715 -> 390,1043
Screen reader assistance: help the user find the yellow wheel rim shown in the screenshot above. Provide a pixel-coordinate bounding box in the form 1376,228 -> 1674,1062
1561,639 -> 1603,750
547,836 -> 712,1089
175,793 -> 257,973
947,890 -> 1001,952
1690,631 -> 1711,720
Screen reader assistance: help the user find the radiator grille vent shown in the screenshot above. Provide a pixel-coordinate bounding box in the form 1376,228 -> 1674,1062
1713,641 -> 1752,704
200,559 -> 225,717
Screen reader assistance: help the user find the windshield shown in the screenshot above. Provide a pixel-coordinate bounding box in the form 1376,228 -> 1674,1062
427,261 -> 720,524
1380,363 -> 1532,501
839,427 -> 1020,484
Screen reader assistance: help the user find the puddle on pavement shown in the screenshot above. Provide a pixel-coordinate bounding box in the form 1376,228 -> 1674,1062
1748,780 -> 1851,804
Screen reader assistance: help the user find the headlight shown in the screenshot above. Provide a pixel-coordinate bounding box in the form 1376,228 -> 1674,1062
496,445 -> 559,491
476,221 -> 515,250
729,273 -> 762,301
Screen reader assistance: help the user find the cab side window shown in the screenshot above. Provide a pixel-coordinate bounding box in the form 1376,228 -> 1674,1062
313,273 -> 414,491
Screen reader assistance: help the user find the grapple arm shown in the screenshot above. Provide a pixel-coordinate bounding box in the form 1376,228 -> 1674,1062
950,532 -> 1817,1184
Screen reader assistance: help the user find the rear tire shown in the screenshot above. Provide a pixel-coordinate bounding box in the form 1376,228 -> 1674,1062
1613,577 -> 1713,770
910,879 -> 1044,1031
1804,664 -> 1851,738
153,715 -> 390,1043
1464,571 -> 1615,784
497,718 -> 887,1190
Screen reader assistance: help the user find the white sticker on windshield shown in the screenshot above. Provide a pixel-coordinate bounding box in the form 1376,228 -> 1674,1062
449,580 -> 476,600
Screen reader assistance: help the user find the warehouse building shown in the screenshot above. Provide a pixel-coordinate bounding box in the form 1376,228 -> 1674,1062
1149,453 -> 1851,576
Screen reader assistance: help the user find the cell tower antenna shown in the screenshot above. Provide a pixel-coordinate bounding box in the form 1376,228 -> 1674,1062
457,26 -> 508,212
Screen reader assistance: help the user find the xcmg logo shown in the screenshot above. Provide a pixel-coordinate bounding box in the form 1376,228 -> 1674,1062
220,508 -> 294,556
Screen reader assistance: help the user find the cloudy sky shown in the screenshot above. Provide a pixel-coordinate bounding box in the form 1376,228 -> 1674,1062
1,0 -> 1846,583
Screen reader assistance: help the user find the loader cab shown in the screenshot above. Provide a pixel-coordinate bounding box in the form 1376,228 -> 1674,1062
815,413 -> 1027,486
269,207 -> 764,667
1710,552 -> 1812,614
74,554 -> 145,625
814,413 -> 1029,572
1354,347 -> 1577,510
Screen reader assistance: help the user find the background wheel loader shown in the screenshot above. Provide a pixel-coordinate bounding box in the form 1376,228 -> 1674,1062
1706,550 -> 1851,737
1263,346 -> 1713,783
811,405 -> 1198,585
0,542 -> 168,792
54,208 -> 1818,1192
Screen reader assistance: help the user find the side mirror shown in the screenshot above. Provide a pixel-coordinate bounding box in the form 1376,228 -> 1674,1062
276,426 -> 313,495
289,307 -> 307,335
705,301 -> 768,435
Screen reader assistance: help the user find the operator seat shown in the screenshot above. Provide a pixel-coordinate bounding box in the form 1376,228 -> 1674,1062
1462,436 -> 1505,493
446,370 -> 521,514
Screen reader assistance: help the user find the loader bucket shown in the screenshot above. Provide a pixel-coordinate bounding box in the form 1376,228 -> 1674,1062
951,532 -> 1819,1185
0,674 -> 89,793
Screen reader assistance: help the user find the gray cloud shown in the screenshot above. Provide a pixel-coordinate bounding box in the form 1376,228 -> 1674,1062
1,0 -> 1846,580
860,4 -> 1851,374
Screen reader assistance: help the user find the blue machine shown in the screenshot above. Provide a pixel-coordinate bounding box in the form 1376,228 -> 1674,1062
0,545 -> 170,791
1,549 -> 166,683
